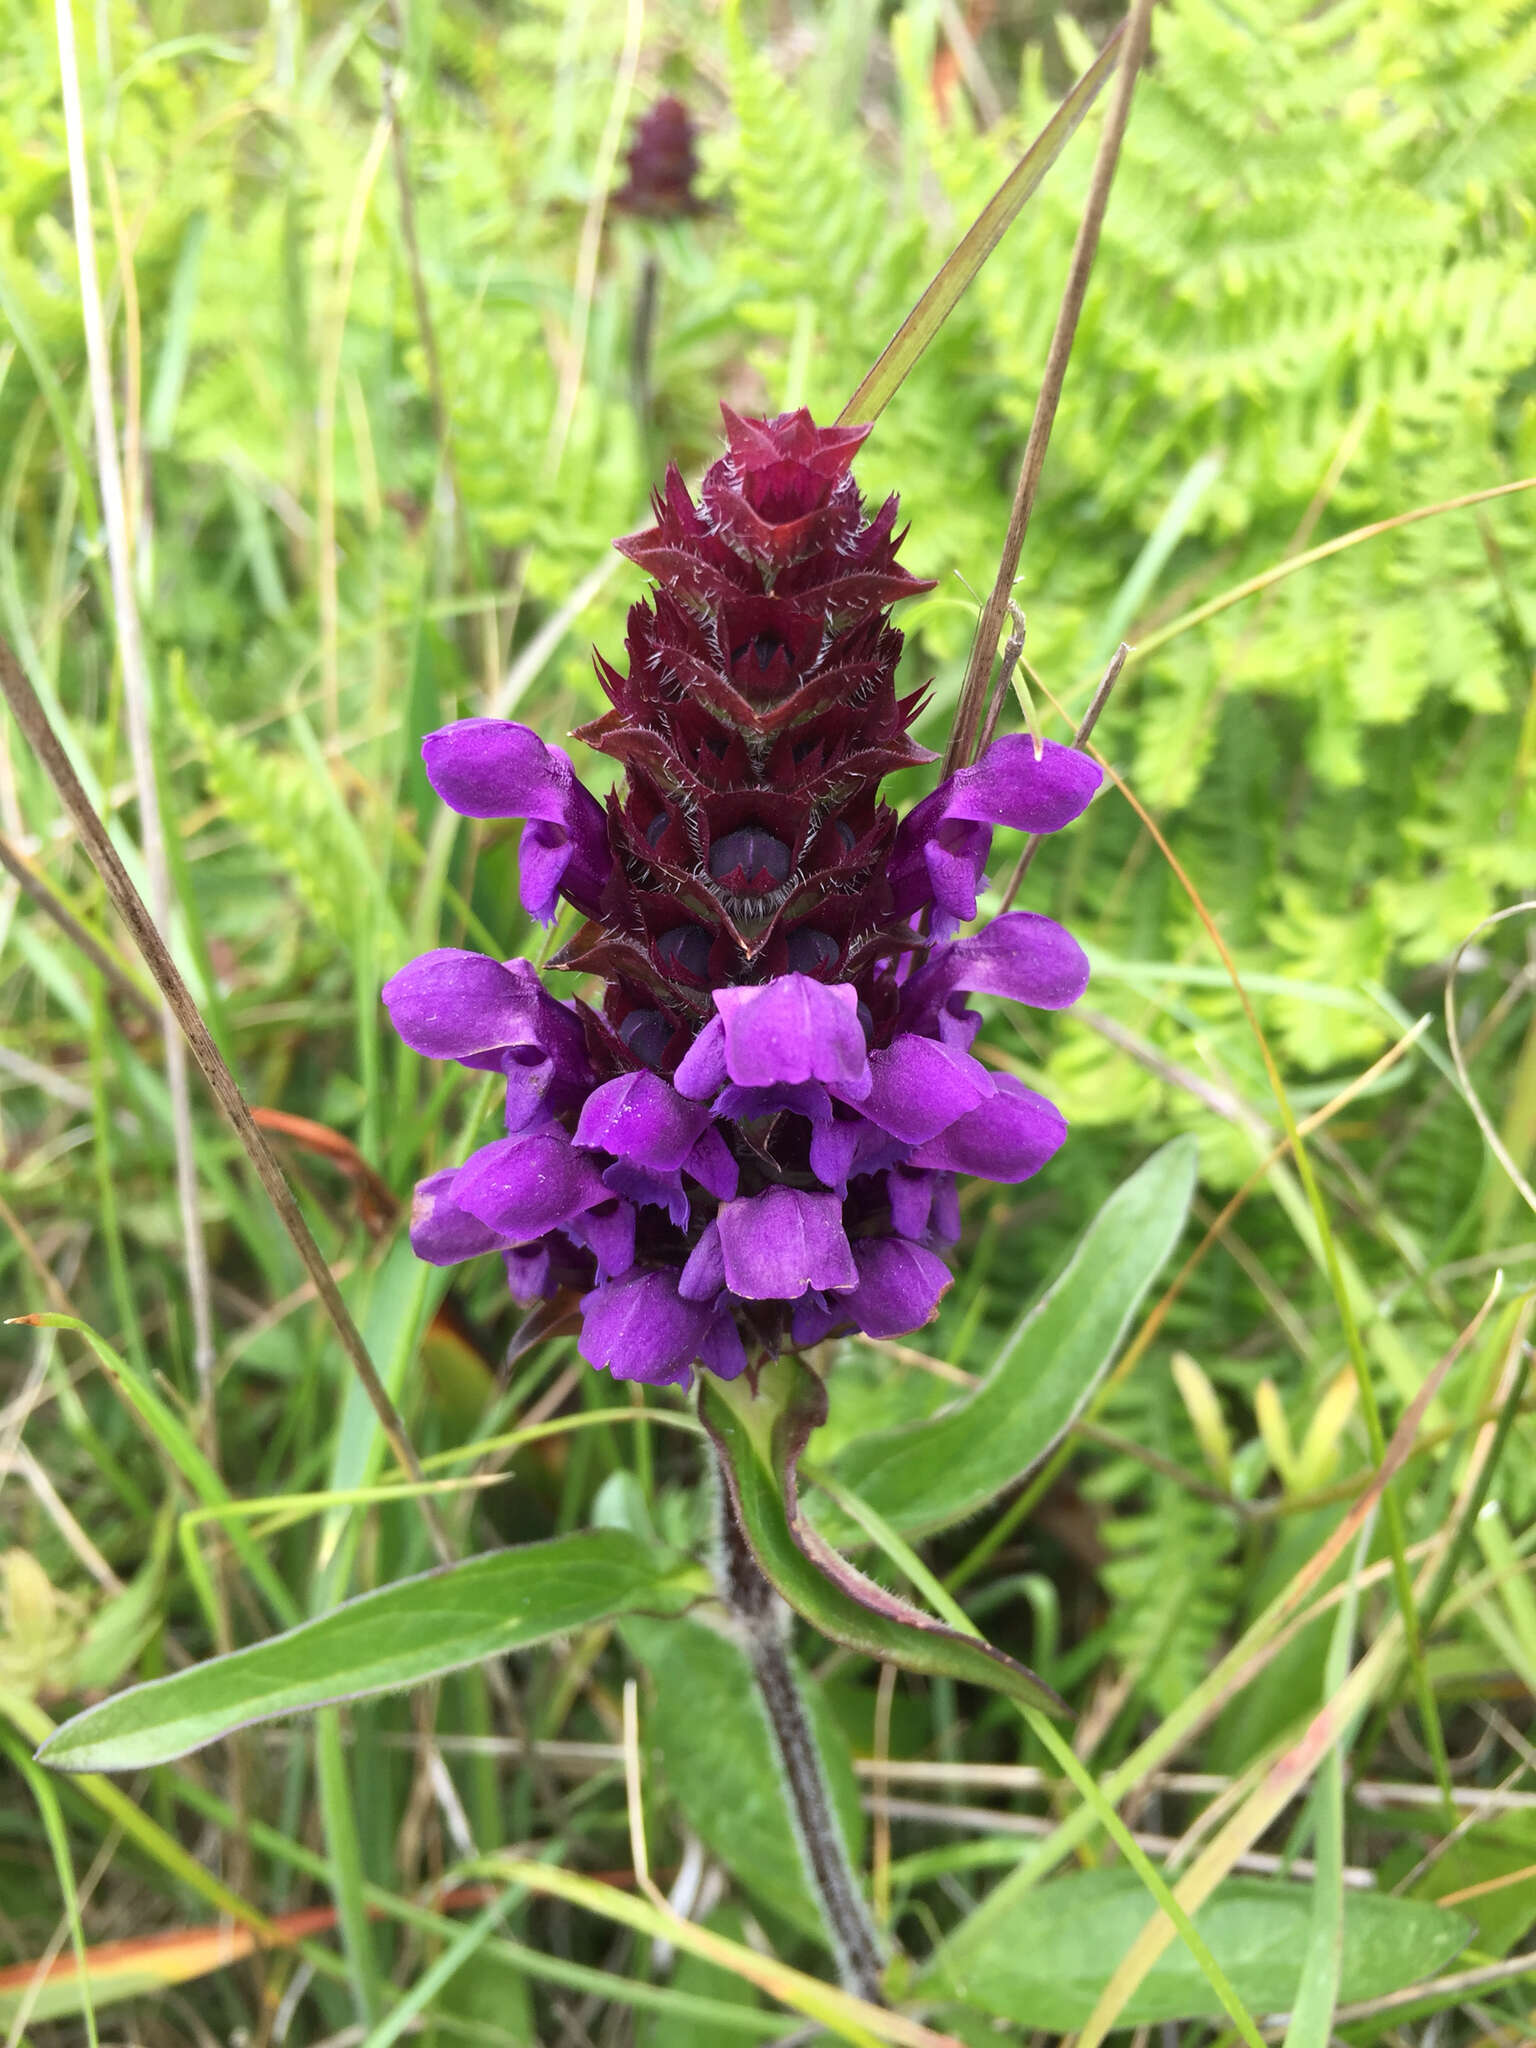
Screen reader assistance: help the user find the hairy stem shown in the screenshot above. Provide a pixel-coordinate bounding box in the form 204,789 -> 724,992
711,1443 -> 888,2002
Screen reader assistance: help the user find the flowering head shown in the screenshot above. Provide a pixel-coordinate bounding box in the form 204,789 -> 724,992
614,96 -> 705,220
384,409 -> 1102,1386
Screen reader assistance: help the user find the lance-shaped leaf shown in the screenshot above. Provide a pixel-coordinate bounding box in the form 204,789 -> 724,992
699,1356 -> 1062,1713
815,1139 -> 1198,1542
40,1533 -> 710,1773
922,1867 -> 1471,2029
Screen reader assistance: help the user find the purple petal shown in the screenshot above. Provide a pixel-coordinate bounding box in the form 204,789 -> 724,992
515,820 -> 577,926
453,1132 -> 609,1242
931,1174 -> 961,1242
699,1310 -> 749,1380
713,976 -> 871,1101
504,1239 -> 557,1302
565,1197 -> 636,1281
575,1070 -> 711,1173
888,798 -> 990,922
843,1236 -> 953,1339
715,1080 -> 832,1126
677,1220 -> 725,1302
809,1113 -> 863,1195
673,1016 -> 728,1101
860,1035 -> 994,1144
889,740 -> 1100,922
716,1187 -> 857,1300
408,1168 -> 508,1266
885,1165 -> 935,1240
578,1269 -> 715,1386
423,718 -> 610,923
383,951 -> 570,1065
792,1291 -> 844,1347
947,735 -> 1103,832
900,912 -> 1090,1032
925,819 -> 992,925
601,1159 -> 691,1229
683,1126 -> 739,1201
424,718 -> 586,824
907,1072 -> 1068,1182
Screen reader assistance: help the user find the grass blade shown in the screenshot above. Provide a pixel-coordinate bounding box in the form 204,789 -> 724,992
838,23 -> 1125,427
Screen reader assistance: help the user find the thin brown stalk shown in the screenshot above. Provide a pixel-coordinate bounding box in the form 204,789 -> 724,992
0,631 -> 451,1566
54,0 -> 217,1390
1272,1949 -> 1536,2035
943,0 -> 1155,777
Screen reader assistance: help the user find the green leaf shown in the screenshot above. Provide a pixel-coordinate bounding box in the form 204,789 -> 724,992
818,1140 -> 1198,1541
699,1356 -> 1061,1712
40,1534 -> 709,1773
624,1612 -> 863,1946
929,1868 -> 1471,2028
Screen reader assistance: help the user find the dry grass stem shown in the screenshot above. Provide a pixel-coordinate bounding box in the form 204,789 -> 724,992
944,0 -> 1155,776
53,0 -> 217,1389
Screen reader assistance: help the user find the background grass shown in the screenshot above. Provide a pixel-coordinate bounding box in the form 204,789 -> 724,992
1,0 -> 1535,2040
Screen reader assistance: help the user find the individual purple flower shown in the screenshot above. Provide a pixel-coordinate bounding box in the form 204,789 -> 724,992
890,734 -> 1102,934
580,1268 -> 746,1386
385,409 -> 1102,1385
422,719 -> 610,925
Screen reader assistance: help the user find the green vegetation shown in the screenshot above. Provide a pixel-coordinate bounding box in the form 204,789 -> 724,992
2,0 -> 1534,2039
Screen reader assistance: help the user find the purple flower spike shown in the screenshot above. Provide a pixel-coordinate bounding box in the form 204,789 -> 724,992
423,718 -> 610,924
716,1187 -> 858,1300
713,976 -> 872,1101
387,408 -> 1102,1381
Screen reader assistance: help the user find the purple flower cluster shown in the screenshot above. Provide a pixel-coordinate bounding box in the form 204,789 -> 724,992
384,409 -> 1101,1387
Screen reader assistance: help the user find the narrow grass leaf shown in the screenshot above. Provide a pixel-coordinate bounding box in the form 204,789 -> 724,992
0,1905 -> 339,2029
1281,1518 -> 1373,2048
5,1737 -> 99,2048
472,1856 -> 963,2048
840,25 -> 1124,425
11,1314 -> 300,1629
